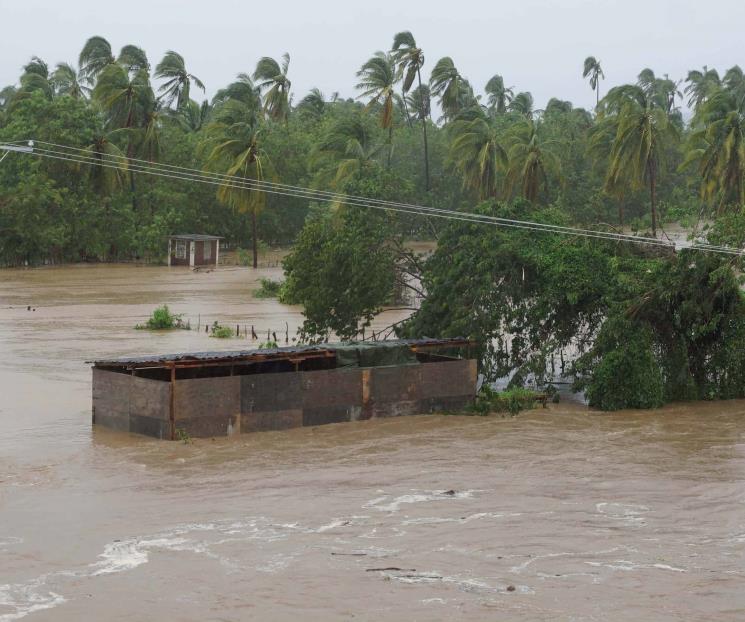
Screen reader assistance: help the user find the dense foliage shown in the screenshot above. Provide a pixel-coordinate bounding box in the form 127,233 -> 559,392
3,36 -> 745,409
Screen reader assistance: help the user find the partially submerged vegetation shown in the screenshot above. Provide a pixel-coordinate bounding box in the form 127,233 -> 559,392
135,304 -> 185,330
253,277 -> 283,299
466,386 -> 544,416
209,322 -> 233,339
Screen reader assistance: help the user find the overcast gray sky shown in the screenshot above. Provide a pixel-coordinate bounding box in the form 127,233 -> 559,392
1,0 -> 744,111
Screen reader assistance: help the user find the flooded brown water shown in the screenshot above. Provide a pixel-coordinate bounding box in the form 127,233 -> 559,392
1,263 -> 744,621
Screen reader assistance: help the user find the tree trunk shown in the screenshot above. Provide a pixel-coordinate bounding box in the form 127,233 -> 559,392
649,162 -> 657,238
387,124 -> 393,168
401,90 -> 413,128
618,200 -> 624,227
417,69 -> 430,192
251,211 -> 258,269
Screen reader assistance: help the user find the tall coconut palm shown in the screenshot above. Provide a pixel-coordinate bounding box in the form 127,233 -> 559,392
213,73 -> 261,109
204,99 -> 272,268
429,57 -> 466,121
449,113 -> 507,200
684,66 -> 721,112
485,74 -> 513,114
504,120 -> 561,203
508,92 -> 534,118
392,30 -> 430,189
682,90 -> 745,210
583,56 -> 604,108
51,63 -> 88,99
253,54 -> 291,122
155,50 -> 205,110
406,84 -> 431,121
312,111 -> 383,191
297,87 -> 326,117
79,36 -> 115,85
356,52 -> 397,166
118,45 -> 149,74
169,99 -> 211,132
596,85 -> 679,236
723,65 -> 745,108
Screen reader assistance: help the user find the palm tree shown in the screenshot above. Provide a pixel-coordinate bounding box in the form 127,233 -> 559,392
169,99 -> 211,132
504,120 -> 561,203
79,36 -> 115,85
485,74 -> 513,114
723,65 -> 745,108
392,31 -> 430,189
155,50 -> 205,110
356,52 -> 396,166
312,111 -> 383,191
51,63 -> 88,99
508,92 -> 534,118
430,57 -> 466,121
118,45 -> 149,74
406,84 -> 431,121
596,85 -> 679,236
449,113 -> 507,200
583,56 -> 604,108
297,87 -> 326,117
682,90 -> 745,210
684,66 -> 721,112
213,73 -> 261,109
204,99 -> 272,268
12,57 -> 54,104
253,54 -> 291,122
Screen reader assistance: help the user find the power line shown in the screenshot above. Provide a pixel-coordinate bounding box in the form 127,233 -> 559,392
4,139 -> 744,257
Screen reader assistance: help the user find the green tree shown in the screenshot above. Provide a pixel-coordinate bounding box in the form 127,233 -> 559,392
485,74 -> 513,114
505,119 -> 561,202
155,50 -> 205,110
595,84 -> 679,236
684,66 -> 721,111
79,36 -> 115,85
51,63 -> 87,99
449,113 -> 507,200
392,31 -> 430,189
203,98 -> 271,268
356,52 -> 397,166
582,56 -> 604,108
253,54 -> 291,122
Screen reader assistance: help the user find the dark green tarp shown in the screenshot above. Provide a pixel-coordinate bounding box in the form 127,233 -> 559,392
332,341 -> 419,368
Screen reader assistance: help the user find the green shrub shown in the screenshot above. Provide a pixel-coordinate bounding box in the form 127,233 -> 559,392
254,278 -> 283,299
136,304 -> 183,330
258,340 -> 278,349
465,385 -> 540,416
209,322 -> 234,339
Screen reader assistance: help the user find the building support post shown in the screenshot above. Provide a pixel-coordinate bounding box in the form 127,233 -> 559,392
169,363 -> 176,440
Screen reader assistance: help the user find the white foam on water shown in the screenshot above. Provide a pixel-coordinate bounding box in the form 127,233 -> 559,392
0,577 -> 66,622
595,502 -> 650,525
365,490 -> 477,513
0,537 -> 23,548
402,512 -> 508,525
585,560 -> 687,573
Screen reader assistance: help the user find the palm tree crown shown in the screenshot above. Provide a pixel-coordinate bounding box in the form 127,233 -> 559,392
253,54 -> 291,122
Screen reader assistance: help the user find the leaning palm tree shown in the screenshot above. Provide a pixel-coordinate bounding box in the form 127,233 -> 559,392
485,74 -> 513,114
356,52 -> 397,166
508,92 -> 534,118
203,99 -> 272,268
79,36 -> 115,86
723,65 -> 745,108
253,54 -> 291,122
168,99 -> 211,132
118,45 -> 149,74
154,50 -> 205,110
596,85 -> 679,236
51,63 -> 88,99
406,84 -> 431,122
681,90 -> 745,210
583,56 -> 604,108
684,66 -> 721,112
312,111 -> 383,191
430,57 -> 465,121
213,73 -> 261,109
449,114 -> 508,200
392,30 -> 430,189
296,87 -> 326,117
504,119 -> 561,203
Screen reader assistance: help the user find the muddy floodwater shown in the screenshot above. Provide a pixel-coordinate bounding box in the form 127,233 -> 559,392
1,263 -> 744,621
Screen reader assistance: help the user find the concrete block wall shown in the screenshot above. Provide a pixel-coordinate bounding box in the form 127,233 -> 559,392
92,359 -> 477,439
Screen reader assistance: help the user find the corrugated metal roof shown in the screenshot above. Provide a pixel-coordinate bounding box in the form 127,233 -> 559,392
89,338 -> 472,368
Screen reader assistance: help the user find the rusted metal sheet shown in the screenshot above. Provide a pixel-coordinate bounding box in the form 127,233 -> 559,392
302,405 -> 356,427
174,376 -> 240,420
242,409 -> 303,433
241,372 -> 302,413
301,369 -> 363,408
177,415 -> 240,438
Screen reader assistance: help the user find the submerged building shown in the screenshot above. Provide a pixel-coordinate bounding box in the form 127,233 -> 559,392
167,234 -> 222,268
91,338 -> 477,439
